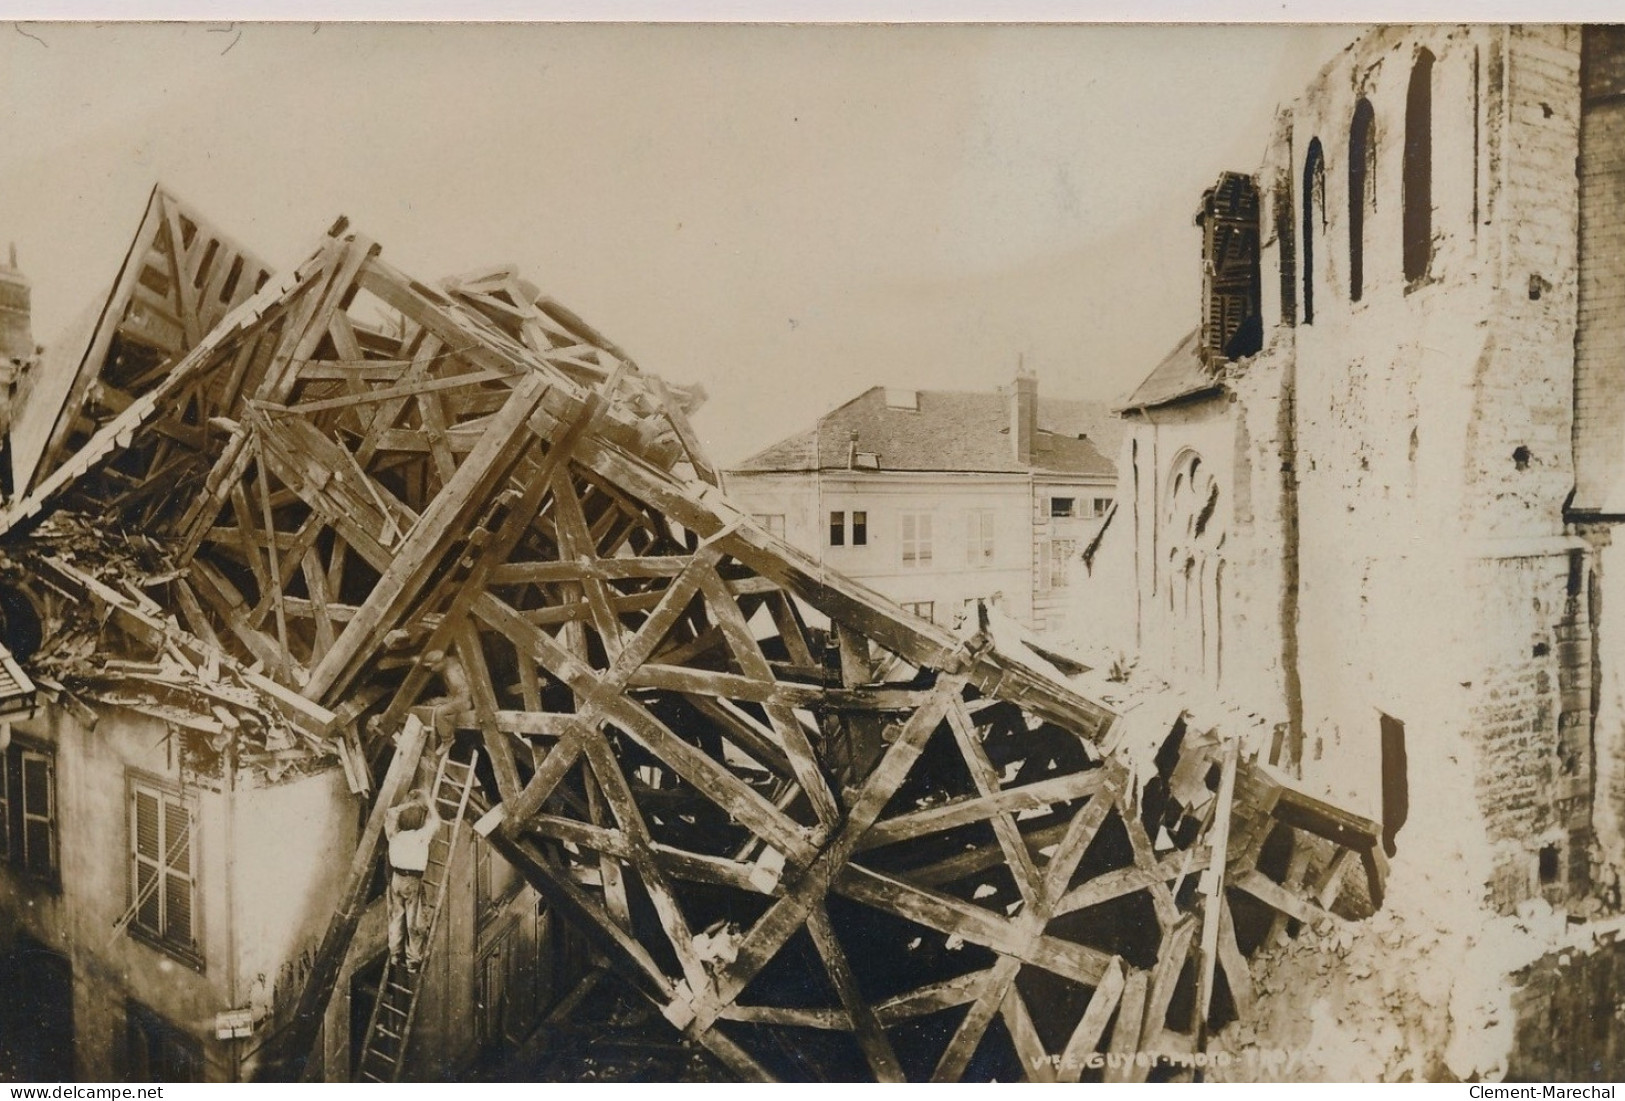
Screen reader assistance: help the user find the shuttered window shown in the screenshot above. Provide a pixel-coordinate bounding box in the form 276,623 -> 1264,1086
901,513 -> 933,567
129,779 -> 198,962
20,751 -> 56,878
2,742 -> 58,883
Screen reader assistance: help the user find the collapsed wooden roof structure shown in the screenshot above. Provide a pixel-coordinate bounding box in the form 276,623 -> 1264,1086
0,189 -> 1385,1082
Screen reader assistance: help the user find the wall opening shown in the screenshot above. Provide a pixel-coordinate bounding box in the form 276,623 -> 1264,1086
1302,137 -> 1326,324
349,951 -> 389,1079
1404,48 -> 1436,285
1539,843 -> 1562,885
1349,98 -> 1377,301
0,584 -> 42,662
1380,712 -> 1409,857
0,935 -> 74,1080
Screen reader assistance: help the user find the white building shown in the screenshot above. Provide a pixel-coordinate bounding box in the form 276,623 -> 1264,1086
724,373 -> 1118,633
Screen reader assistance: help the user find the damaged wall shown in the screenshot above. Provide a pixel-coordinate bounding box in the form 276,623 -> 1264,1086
1070,23 -> 1623,1082
0,699 -> 327,1080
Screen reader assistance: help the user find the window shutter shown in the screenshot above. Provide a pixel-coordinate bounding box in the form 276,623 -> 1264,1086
21,753 -> 54,876
163,795 -> 194,947
133,790 -> 163,934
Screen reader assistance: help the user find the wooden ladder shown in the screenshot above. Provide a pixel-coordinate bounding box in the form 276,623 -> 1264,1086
354,750 -> 480,1082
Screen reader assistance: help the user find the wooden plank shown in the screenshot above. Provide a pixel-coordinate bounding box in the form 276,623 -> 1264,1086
365,368 -> 627,743
1038,763 -> 1128,904
170,577 -> 226,654
583,759 -> 634,933
188,557 -> 295,675
698,567 -> 839,828
686,696 -> 796,779
251,431 -> 292,670
473,593 -> 814,864
873,970 -> 989,1025
944,697 -> 1042,905
1270,775 -> 1382,854
907,822 -> 1071,890
805,903 -> 905,1082
1270,834 -> 1316,946
1058,956 -> 1126,1082
648,375 -> 719,486
267,366 -> 507,415
1140,915 -> 1197,1075
300,548 -> 338,659
833,865 -> 1111,987
490,556 -> 694,585
456,621 -> 522,801
1232,869 -> 1336,927
649,842 -> 783,895
1120,799 -> 1182,931
1216,897 -> 1254,1020
1196,739 -> 1238,1033
1102,967 -> 1149,1084
1000,981 -> 1058,1083
550,467 -> 627,660
765,591 -> 816,668
863,768 -> 1106,853
717,1004 -> 849,1031
1309,845 -> 1355,909
302,371 -> 552,702
578,731 -> 711,1000
931,956 -> 1019,1083
692,681 -> 959,1026
1056,847 -> 1212,917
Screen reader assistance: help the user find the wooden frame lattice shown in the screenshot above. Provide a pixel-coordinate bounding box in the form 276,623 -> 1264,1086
2,206 -> 1384,1082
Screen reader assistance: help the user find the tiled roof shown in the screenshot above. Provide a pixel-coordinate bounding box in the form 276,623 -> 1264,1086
1115,328 -> 1223,413
730,385 -> 1121,477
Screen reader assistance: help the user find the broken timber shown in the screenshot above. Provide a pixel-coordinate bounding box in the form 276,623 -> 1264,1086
3,193 -> 1383,1082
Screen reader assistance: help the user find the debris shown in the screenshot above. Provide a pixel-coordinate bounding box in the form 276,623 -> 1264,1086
0,191 -> 1386,1083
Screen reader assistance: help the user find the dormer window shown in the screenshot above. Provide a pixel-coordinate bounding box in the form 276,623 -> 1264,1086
883,388 -> 919,411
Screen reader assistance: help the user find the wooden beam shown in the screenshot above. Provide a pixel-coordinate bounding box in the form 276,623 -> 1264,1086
1196,739 -> 1238,1033
302,371 -> 553,702
805,903 -> 905,1082
1058,956 -> 1126,1082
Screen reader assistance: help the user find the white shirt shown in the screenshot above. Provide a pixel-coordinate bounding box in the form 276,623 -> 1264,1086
386,802 -> 442,871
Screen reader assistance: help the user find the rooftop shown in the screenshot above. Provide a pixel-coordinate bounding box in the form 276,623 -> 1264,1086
1115,328 -> 1223,414
730,383 -> 1121,477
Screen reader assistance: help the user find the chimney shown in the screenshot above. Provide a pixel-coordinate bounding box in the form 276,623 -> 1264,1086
1010,362 -> 1037,465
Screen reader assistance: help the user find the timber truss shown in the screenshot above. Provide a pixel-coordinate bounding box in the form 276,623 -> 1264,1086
1,195 -> 1385,1082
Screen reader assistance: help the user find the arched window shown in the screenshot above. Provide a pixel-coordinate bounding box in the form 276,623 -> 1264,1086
1349,98 -> 1376,301
1403,49 -> 1435,284
1302,138 -> 1325,324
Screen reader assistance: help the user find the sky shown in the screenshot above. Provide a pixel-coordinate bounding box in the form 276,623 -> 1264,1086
0,21 -> 1362,464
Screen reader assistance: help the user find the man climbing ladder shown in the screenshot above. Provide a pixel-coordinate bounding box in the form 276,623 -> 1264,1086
385,788 -> 442,972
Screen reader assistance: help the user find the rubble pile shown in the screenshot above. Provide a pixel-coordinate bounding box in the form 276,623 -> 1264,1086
0,187 -> 1386,1082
